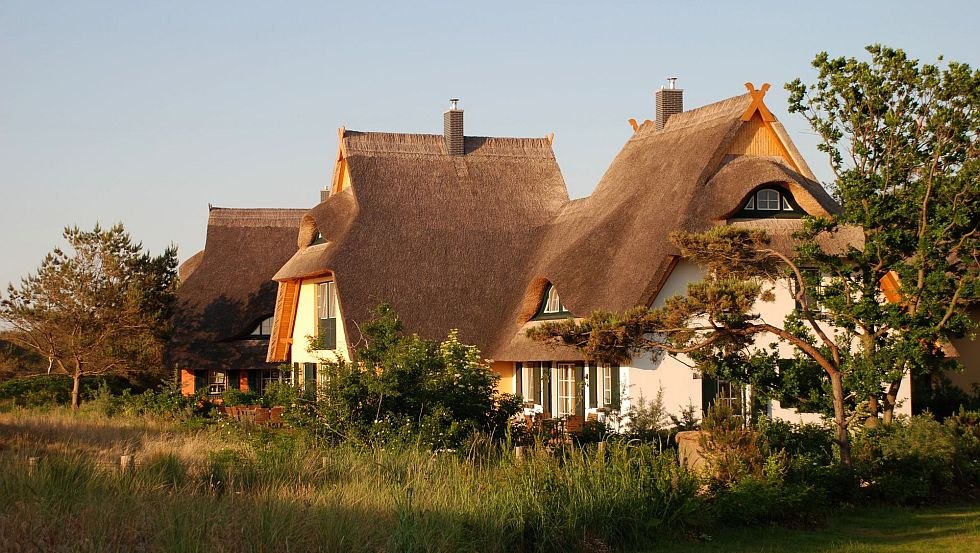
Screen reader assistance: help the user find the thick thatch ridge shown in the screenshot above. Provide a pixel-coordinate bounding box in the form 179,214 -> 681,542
169,207 -> 305,372
270,131 -> 568,359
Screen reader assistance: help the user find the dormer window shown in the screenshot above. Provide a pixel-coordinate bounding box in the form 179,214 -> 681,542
734,186 -> 802,219
543,285 -> 565,313
246,316 -> 273,339
534,283 -> 570,320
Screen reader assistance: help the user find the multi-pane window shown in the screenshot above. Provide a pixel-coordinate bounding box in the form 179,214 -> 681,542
522,362 -> 542,405
543,285 -> 565,313
756,188 -> 781,210
742,188 -> 796,213
207,370 -> 227,395
793,268 -> 828,315
250,316 -> 274,337
315,281 -> 337,350
256,369 -> 290,396
556,363 -> 576,417
600,363 -> 613,407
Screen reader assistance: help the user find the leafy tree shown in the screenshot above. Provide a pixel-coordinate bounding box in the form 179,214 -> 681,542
786,45 -> 979,422
0,224 -> 178,408
529,46 -> 979,468
312,304 -> 520,447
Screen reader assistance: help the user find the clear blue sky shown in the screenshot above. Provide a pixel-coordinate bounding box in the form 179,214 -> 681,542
1,1 -> 977,288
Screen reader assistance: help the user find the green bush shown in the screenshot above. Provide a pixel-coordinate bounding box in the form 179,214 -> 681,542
306,305 -> 520,448
221,387 -> 259,407
850,413 -> 979,503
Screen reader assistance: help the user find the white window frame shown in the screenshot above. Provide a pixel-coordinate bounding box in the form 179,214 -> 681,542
543,285 -> 565,314
250,316 -> 274,337
522,362 -> 542,405
207,370 -> 227,396
316,281 -> 336,321
756,188 -> 781,210
744,196 -> 755,210
556,362 -> 576,417
600,363 -> 613,407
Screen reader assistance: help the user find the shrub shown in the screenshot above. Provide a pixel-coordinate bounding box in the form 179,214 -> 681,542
851,414 -> 962,503
221,388 -> 259,407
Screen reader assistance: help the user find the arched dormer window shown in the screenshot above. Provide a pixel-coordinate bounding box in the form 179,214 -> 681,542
534,284 -> 570,320
249,316 -> 274,338
734,186 -> 802,219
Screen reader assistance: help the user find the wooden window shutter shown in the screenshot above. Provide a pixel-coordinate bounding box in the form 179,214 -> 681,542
292,362 -> 300,385
575,362 -> 585,419
515,362 -> 523,396
588,363 -> 597,408
320,318 -> 337,350
193,370 -> 206,394
228,370 -> 240,390
532,363 -> 543,406
541,363 -> 552,414
247,370 -> 260,393
304,363 -> 317,395
610,365 -> 621,410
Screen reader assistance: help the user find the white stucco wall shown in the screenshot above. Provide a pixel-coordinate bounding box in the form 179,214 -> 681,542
289,278 -> 350,386
619,260 -> 912,425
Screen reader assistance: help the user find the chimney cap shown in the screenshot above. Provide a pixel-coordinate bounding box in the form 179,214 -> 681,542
449,98 -> 460,110
666,77 -> 678,90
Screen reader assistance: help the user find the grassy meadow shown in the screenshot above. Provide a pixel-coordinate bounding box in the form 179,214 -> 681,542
1,408 -> 978,553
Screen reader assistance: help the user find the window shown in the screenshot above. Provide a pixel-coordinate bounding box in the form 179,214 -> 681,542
521,362 -> 542,405
250,316 -> 274,337
600,363 -> 613,407
543,285 -> 565,314
744,196 -> 755,210
556,363 -> 577,417
756,188 -> 781,210
315,281 -> 337,350
207,370 -> 227,395
255,369 -> 290,396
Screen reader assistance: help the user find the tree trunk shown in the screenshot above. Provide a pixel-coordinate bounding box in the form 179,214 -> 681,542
71,373 -> 82,410
882,379 -> 901,425
830,371 -> 851,469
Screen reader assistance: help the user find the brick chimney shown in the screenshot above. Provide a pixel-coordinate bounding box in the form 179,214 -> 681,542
444,98 -> 464,156
655,77 -> 683,131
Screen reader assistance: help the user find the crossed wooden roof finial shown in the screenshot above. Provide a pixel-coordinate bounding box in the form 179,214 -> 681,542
740,82 -> 776,122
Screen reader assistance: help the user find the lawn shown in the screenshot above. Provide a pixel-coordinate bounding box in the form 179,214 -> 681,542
653,504 -> 980,553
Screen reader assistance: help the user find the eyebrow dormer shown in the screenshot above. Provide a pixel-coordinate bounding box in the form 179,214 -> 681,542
732,185 -> 804,219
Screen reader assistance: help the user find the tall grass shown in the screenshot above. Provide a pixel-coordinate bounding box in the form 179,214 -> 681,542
0,410 -> 705,552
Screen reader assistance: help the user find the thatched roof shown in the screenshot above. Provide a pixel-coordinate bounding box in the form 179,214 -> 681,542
270,131 -> 568,359
496,91 -> 844,361
169,207 -> 305,371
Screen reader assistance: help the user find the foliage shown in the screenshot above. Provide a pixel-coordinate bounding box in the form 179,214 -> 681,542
0,373 -> 137,409
0,332 -> 46,379
0,224 -> 178,408
851,412 -> 980,503
308,304 -> 521,448
786,45 -> 980,421
220,387 -> 260,407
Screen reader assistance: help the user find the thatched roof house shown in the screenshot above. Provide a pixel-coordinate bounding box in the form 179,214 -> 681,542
168,207 -> 304,394
267,116 -> 569,364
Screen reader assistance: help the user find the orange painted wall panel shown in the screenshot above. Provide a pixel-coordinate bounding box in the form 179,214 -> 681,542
180,369 -> 195,396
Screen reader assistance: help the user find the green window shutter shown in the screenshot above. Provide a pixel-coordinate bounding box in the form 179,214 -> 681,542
575,362 -> 585,419
588,364 -> 597,408
532,363 -> 542,406
702,376 -> 718,416
228,370 -> 240,390
610,365 -> 621,410
193,370 -> 206,394
541,363 -> 552,414
304,363 -> 317,388
292,363 -> 300,386
319,318 -> 337,350
515,363 -> 523,397
247,370 -> 260,393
